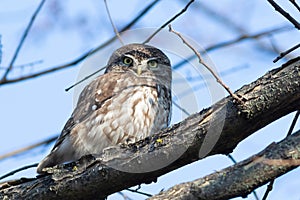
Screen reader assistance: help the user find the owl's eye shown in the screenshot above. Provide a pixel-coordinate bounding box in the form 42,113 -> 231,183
122,57 -> 133,66
148,60 -> 158,68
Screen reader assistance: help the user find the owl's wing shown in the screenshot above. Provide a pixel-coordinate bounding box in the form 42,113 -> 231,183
53,73 -> 122,148
37,73 -> 121,173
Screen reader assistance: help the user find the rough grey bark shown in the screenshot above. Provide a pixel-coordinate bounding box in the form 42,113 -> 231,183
0,57 -> 299,199
149,129 -> 300,200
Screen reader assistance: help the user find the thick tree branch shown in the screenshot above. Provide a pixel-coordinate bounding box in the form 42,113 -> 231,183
149,129 -> 300,200
0,57 -> 300,199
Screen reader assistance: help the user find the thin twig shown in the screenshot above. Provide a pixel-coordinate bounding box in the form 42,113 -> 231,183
205,26 -> 291,52
227,154 -> 237,164
0,60 -> 43,70
118,192 -> 134,200
273,43 -> 300,63
169,25 -> 243,103
104,0 -> 124,45
65,65 -> 107,91
126,188 -> 152,197
261,110 -> 300,199
267,0 -> 300,30
252,190 -> 260,200
0,163 -> 38,181
191,1 -> 245,33
1,0 -> 46,81
289,0 -> 300,12
175,65 -> 248,98
0,135 -> 57,161
287,110 -> 300,136
268,34 -> 283,56
0,0 -> 160,86
0,50 -> 92,86
172,100 -> 190,116
0,35 -> 2,65
143,0 -> 195,44
191,1 -> 291,58
90,0 -> 160,54
262,179 -> 275,200
172,25 -> 292,70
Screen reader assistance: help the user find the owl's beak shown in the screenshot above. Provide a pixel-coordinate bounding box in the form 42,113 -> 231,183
137,65 -> 142,75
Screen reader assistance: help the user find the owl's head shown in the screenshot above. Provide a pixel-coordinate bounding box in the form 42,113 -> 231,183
105,44 -> 171,80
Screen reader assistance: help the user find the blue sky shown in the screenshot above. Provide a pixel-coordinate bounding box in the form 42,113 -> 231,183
0,0 -> 300,199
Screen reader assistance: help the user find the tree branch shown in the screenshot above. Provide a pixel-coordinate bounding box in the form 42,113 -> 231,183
149,129 -> 300,200
0,57 -> 299,199
0,0 -> 160,86
0,135 -> 58,161
143,0 -> 195,43
172,25 -> 292,70
267,0 -> 300,30
1,0 -> 46,81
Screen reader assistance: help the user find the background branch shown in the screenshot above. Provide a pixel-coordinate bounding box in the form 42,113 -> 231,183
1,0 -> 46,81
0,0 -> 160,86
143,0 -> 195,43
172,25 -> 292,70
267,0 -> 300,30
0,135 -> 58,161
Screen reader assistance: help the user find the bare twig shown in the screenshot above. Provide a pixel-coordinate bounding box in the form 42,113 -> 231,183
1,0 -> 46,81
227,154 -> 237,164
126,188 -> 152,197
0,163 -> 38,181
0,135 -> 58,180
118,191 -> 134,200
90,0 -> 160,54
172,25 -> 292,70
190,1 -> 291,60
65,65 -> 107,91
0,50 -> 91,86
262,179 -> 275,200
0,35 -> 2,65
205,26 -> 292,52
0,135 -> 57,161
172,100 -> 190,116
143,0 -> 195,44
191,1 -> 245,33
169,25 -> 243,103
267,0 -> 300,30
268,34 -> 283,55
287,111 -> 300,136
0,60 -> 43,70
289,0 -> 300,12
273,43 -> 300,63
0,0 -> 160,86
104,0 -> 124,45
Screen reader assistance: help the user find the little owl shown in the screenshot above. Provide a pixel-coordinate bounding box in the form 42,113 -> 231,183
37,43 -> 172,174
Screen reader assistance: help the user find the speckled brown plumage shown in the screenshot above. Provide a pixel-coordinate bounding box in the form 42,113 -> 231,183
37,44 -> 172,174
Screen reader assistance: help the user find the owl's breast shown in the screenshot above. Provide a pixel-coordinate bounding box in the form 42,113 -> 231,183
79,84 -> 171,154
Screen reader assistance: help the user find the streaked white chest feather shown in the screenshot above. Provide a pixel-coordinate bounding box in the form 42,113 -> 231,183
75,86 -> 168,155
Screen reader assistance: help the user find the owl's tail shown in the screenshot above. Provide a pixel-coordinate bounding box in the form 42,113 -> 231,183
36,152 -> 60,174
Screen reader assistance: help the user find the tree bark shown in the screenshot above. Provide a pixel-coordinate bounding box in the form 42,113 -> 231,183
149,129 -> 300,200
0,57 -> 299,199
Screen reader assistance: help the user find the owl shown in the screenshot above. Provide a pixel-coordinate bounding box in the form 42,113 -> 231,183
37,43 -> 172,174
